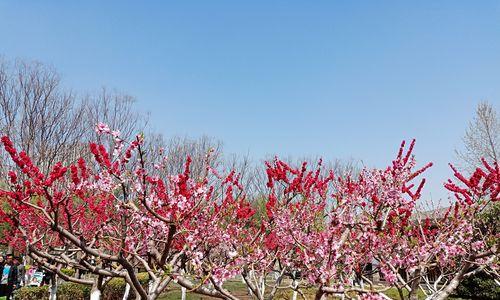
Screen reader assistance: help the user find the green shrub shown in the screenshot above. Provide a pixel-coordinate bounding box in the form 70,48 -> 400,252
14,273 -> 150,300
102,277 -> 126,300
455,272 -> 500,300
60,268 -> 76,277
14,282 -> 90,300
102,272 -> 149,300
13,285 -> 49,300
57,282 -> 91,300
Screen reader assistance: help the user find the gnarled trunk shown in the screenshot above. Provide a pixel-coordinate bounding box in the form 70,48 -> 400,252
431,261 -> 470,300
122,283 -> 131,300
90,287 -> 101,300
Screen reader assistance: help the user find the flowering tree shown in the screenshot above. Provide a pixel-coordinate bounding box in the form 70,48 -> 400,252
260,140 -> 435,300
0,124 -> 497,300
375,158 -> 499,300
0,124 -> 255,300
0,133 -> 127,299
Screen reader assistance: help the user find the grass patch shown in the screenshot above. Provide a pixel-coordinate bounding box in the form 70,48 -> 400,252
382,288 -> 427,299
158,285 -> 468,299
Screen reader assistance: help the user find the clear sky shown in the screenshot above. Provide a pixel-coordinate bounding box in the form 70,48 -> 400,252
1,1 -> 499,203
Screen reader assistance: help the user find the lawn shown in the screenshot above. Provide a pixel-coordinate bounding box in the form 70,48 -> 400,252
157,283 -> 464,300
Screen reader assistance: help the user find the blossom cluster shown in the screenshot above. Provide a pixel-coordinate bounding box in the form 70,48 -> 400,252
0,126 -> 497,300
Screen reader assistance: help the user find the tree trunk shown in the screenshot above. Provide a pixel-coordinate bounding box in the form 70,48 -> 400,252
90,275 -> 104,300
49,282 -> 57,300
123,283 -> 131,300
408,269 -> 421,300
431,262 -> 470,300
148,280 -> 153,294
134,288 -> 141,300
90,287 -> 102,300
242,275 -> 252,296
291,279 -> 298,300
314,287 -> 326,300
181,286 -> 186,300
409,291 -> 418,300
431,276 -> 462,300
260,276 -> 266,298
49,274 -> 58,300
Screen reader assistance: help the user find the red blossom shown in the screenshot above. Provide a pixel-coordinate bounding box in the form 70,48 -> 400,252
264,231 -> 278,250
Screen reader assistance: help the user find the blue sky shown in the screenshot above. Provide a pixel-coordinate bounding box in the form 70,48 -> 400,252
1,1 -> 499,203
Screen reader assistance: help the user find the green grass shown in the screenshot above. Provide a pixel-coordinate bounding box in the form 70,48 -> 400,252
7,283 -> 468,300
382,288 -> 427,299
158,285 -> 467,300
158,290 -> 208,300
157,281 -> 249,300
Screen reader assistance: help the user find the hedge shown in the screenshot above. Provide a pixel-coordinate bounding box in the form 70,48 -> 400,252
56,282 -> 91,300
13,273 -> 149,300
454,272 -> 500,300
102,272 -> 150,300
13,285 -> 49,300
